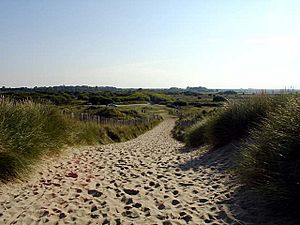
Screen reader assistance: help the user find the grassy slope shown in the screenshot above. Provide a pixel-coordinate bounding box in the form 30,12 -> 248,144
0,98 -> 161,181
185,95 -> 287,148
238,97 -> 300,205
181,94 -> 300,213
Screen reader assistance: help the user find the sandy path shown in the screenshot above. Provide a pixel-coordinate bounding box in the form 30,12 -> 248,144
0,118 -> 239,225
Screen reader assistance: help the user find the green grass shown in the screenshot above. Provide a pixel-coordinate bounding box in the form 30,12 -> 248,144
0,99 -> 68,180
185,95 -> 287,148
182,94 -> 300,213
184,118 -> 210,147
171,106 -> 216,141
0,98 -> 161,181
237,96 -> 300,206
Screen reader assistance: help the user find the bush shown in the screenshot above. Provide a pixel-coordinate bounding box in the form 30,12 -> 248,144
238,97 -> 300,205
88,96 -> 112,105
95,107 -> 126,119
212,95 -> 228,102
149,93 -> 174,104
172,100 -> 188,107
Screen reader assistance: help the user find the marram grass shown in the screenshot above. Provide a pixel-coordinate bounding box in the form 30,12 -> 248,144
0,98 -> 160,181
184,95 -> 288,148
238,97 -> 300,205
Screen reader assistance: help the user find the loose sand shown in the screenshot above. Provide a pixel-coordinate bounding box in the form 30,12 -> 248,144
0,118 -> 271,225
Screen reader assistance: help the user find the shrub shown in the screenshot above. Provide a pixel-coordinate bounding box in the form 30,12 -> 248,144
95,107 -> 125,119
172,100 -> 188,107
212,95 -> 228,102
149,93 -> 174,104
238,97 -> 300,205
88,96 -> 112,105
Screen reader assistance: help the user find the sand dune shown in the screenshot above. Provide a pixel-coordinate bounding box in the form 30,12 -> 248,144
0,118 -> 244,225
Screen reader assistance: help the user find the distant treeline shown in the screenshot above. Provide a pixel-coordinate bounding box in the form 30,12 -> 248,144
2,85 -> 297,94
0,85 -> 120,93
0,85 -> 215,93
0,90 -> 176,105
0,85 -> 238,107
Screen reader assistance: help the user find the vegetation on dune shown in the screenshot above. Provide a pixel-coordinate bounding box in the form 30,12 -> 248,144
3,85 -> 300,216
1,86 -> 238,114
85,107 -> 147,120
1,89 -> 175,106
0,98 -> 161,181
178,93 -> 300,213
172,108 -> 214,142
184,95 -> 287,148
238,97 -> 300,206
0,99 -> 68,180
184,119 -> 210,147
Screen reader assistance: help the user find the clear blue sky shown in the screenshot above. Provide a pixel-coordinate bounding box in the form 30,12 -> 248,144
1,0 -> 299,88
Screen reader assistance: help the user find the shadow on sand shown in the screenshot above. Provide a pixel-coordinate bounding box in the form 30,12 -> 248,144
178,143 -> 238,172
176,143 -> 297,225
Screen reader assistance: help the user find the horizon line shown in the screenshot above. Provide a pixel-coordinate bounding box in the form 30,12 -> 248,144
1,85 -> 299,91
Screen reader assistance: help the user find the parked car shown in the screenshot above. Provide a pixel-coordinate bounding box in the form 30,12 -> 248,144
107,103 -> 117,107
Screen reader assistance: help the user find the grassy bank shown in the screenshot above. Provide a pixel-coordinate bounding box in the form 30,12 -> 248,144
238,97 -> 300,207
171,107 -> 216,142
0,98 -> 161,181
184,95 -> 287,148
180,94 -> 300,213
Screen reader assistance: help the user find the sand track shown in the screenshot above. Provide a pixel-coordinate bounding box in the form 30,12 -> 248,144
0,118 -> 240,225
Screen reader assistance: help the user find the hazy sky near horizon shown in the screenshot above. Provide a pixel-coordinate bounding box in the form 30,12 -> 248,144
1,0 -> 300,89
